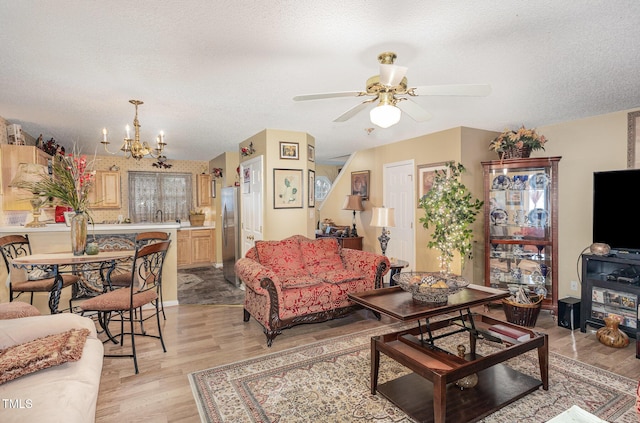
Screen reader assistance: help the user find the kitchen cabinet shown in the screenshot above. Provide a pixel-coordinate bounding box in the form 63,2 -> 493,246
482,156 -> 561,313
196,174 -> 212,207
177,228 -> 215,268
89,170 -> 121,209
1,145 -> 52,210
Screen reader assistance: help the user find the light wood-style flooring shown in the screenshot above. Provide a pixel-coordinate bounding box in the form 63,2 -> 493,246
95,304 -> 640,423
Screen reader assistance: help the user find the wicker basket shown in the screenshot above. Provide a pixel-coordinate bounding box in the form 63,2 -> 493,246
502,294 -> 543,327
189,214 -> 205,227
499,145 -> 532,160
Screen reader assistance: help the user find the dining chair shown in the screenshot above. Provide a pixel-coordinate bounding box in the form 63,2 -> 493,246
0,234 -> 79,311
107,231 -> 170,319
79,240 -> 171,374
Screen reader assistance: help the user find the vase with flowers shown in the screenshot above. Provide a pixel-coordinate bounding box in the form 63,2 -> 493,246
489,125 -> 548,160
31,152 -> 96,255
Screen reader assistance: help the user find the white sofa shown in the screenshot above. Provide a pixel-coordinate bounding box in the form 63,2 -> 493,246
0,313 -> 103,423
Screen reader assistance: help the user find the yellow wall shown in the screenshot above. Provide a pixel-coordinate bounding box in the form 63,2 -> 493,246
240,129 -> 316,241
319,127 -> 496,282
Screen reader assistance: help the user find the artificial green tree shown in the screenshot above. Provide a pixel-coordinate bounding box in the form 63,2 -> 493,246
418,161 -> 483,275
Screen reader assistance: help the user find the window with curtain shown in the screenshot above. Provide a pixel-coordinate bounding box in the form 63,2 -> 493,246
128,171 -> 192,223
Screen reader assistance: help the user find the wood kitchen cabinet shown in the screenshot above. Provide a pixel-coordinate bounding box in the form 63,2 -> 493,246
177,228 -> 216,268
88,170 -> 121,209
1,145 -> 51,210
196,173 -> 212,207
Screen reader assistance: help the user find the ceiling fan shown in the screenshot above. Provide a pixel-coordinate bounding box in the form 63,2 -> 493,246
293,51 -> 491,128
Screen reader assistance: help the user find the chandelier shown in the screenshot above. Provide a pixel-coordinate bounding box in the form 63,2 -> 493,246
101,99 -> 168,162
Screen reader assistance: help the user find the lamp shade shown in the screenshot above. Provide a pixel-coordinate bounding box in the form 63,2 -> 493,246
9,163 -> 48,191
370,104 -> 401,128
342,194 -> 364,211
370,207 -> 395,228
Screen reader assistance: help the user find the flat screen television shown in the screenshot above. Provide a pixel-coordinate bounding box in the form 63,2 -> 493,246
593,169 -> 640,255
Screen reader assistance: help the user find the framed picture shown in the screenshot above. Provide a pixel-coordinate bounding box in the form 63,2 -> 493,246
211,179 -> 216,198
417,161 -> 448,205
308,169 -> 315,208
351,170 -> 370,200
273,168 -> 303,208
506,190 -> 522,205
63,211 -> 75,227
279,142 -> 299,160
308,145 -> 315,162
628,110 -> 640,168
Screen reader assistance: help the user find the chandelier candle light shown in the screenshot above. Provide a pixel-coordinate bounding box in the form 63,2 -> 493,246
101,99 -> 168,163
370,206 -> 395,256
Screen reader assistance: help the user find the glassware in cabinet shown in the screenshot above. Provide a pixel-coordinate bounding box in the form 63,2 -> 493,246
482,157 -> 561,313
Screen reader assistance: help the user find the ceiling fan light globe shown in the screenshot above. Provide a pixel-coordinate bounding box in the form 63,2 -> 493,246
370,105 -> 401,128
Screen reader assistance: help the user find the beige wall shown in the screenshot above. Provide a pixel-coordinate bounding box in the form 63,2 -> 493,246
240,129 -> 316,241
537,109 -> 633,299
210,151 -> 239,264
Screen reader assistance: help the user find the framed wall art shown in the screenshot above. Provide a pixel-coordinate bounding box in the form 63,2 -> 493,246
280,142 -> 299,160
351,170 -> 370,200
308,169 -> 315,208
417,161 -> 448,205
274,168 -> 303,208
308,145 -> 315,162
628,110 -> 640,168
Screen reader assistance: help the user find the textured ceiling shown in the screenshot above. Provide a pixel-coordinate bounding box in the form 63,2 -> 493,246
1,1 -> 639,164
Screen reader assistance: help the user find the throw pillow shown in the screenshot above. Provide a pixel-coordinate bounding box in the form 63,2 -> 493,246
255,239 -> 307,277
0,328 -> 90,385
0,302 -> 40,320
299,238 -> 344,273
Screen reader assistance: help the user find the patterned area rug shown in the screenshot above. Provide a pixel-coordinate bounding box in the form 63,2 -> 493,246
189,324 -> 638,423
178,267 -> 245,305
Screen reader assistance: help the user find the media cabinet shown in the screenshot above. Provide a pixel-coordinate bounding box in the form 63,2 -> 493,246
580,253 -> 640,358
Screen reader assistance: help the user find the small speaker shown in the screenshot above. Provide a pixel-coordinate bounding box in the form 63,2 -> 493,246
558,297 -> 581,330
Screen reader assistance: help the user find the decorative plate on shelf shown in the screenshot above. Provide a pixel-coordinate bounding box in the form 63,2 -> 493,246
528,208 -> 549,226
529,172 -> 549,190
490,208 -> 508,225
511,174 -> 528,190
491,174 -> 512,190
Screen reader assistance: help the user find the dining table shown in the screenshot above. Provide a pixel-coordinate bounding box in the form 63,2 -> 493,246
11,250 -> 135,314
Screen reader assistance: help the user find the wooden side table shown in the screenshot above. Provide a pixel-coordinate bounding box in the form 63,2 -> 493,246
389,259 -> 409,285
316,234 -> 363,250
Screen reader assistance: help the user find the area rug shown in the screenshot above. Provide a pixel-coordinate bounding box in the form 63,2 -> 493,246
178,267 -> 245,305
189,324 -> 638,423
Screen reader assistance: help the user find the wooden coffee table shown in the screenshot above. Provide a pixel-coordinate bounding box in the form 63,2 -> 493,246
349,285 -> 549,423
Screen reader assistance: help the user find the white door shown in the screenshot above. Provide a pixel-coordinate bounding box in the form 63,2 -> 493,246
383,160 -> 415,272
240,155 -> 263,256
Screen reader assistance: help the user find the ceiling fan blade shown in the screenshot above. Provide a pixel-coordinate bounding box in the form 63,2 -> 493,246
411,84 -> 492,96
379,64 -> 408,87
397,99 -> 432,122
333,101 -> 371,122
293,91 -> 363,101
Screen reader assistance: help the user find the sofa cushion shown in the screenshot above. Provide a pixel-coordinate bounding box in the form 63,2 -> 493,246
255,239 -> 307,277
280,275 -> 322,289
318,269 -> 364,285
0,328 -> 90,385
299,238 -> 345,273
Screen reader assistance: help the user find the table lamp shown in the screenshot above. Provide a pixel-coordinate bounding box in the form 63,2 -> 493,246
9,163 -> 49,228
370,206 -> 395,256
342,195 -> 364,237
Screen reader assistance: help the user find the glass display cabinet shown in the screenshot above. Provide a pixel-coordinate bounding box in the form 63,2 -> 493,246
482,157 -> 561,313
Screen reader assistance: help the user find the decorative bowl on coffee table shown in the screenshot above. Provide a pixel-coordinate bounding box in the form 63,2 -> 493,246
392,272 -> 469,304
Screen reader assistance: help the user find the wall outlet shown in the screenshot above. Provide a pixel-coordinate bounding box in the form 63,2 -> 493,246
570,280 -> 578,291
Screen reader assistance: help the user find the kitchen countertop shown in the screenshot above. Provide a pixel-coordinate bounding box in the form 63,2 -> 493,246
0,222 -> 215,234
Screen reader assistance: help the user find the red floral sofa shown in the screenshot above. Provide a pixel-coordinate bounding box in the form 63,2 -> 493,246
235,235 -> 390,346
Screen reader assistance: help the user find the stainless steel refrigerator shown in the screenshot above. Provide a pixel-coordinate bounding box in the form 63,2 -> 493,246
221,186 -> 241,287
